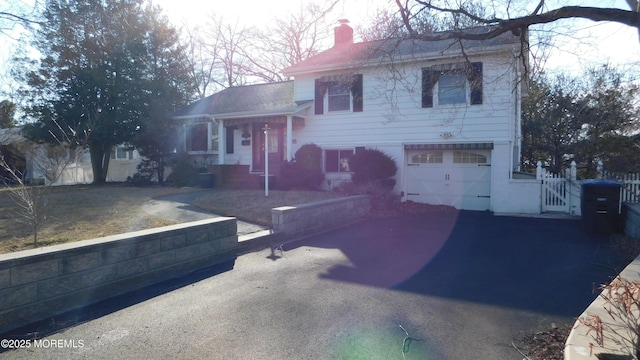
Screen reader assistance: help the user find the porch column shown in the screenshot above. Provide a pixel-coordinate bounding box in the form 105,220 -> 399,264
217,118 -> 225,165
286,115 -> 293,161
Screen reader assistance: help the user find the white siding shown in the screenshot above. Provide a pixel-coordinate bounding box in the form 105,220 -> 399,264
290,53 -> 522,210
292,54 -> 519,148
224,131 -> 252,166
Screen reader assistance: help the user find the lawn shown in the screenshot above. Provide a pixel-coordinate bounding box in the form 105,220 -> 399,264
192,189 -> 345,225
0,185 -> 344,253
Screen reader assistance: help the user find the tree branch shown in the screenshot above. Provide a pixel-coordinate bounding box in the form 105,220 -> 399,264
397,5 -> 640,41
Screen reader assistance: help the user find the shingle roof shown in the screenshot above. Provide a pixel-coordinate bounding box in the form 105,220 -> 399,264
283,27 -> 520,75
172,81 -> 296,118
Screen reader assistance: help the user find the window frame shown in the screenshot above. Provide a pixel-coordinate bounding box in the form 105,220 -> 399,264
314,74 -> 363,115
436,72 -> 468,106
411,151 -> 444,164
422,62 -> 483,108
110,146 -> 132,160
453,151 -> 488,164
324,148 -> 354,173
326,82 -> 352,112
185,121 -> 218,154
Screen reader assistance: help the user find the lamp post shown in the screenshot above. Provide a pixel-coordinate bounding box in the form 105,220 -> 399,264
262,123 -> 270,197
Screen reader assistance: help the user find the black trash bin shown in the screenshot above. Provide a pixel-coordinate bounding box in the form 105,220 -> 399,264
198,173 -> 216,188
581,180 -> 622,234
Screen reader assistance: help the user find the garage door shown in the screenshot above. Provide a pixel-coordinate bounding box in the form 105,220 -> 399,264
405,149 -> 491,211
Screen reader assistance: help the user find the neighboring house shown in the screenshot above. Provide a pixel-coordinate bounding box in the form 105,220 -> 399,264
53,145 -> 142,185
174,21 -> 536,213
0,128 -> 140,185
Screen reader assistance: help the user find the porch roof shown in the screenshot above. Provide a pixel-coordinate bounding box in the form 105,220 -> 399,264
172,81 -> 310,121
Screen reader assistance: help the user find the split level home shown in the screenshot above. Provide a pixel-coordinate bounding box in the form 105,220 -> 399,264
173,21 -> 534,213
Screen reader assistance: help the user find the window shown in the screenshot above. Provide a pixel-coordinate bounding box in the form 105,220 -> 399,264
328,82 -> 351,111
438,73 -> 466,105
226,126 -> 234,154
186,122 -> 218,153
453,151 -> 487,164
411,151 -> 443,164
325,149 -> 353,172
314,74 -> 363,115
110,146 -> 131,160
422,62 -> 483,108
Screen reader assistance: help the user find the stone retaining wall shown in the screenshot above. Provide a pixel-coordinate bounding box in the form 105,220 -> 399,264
624,203 -> 640,238
0,217 -> 237,335
565,204 -> 640,360
272,195 -> 371,237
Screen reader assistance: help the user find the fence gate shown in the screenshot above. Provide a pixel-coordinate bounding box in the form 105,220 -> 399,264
538,161 -> 576,213
542,173 -> 570,212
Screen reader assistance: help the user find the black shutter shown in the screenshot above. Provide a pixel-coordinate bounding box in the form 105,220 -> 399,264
226,126 -> 235,154
422,69 -> 438,108
469,62 -> 483,105
314,79 -> 324,115
351,74 -> 363,112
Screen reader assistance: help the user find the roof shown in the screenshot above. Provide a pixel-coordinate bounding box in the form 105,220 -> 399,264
283,27 -> 521,76
173,81 -> 299,119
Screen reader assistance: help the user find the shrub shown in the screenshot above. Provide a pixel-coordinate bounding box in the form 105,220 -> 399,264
350,148 -> 397,186
277,144 -> 324,190
166,155 -> 200,187
295,143 -> 323,173
127,159 -> 156,186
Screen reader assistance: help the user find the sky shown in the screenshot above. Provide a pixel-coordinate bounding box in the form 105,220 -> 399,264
151,0 -> 640,76
1,0 -> 640,96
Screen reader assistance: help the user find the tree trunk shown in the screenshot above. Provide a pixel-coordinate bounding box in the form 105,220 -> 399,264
156,156 -> 165,186
89,143 -> 112,184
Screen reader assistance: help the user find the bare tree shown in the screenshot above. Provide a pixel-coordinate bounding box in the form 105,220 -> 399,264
0,0 -> 42,36
182,23 -> 220,99
202,14 -> 252,88
0,122 -> 84,247
394,1 -> 640,41
242,1 -> 339,82
393,0 -> 640,63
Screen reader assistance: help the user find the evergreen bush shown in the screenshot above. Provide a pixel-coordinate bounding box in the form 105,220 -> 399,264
166,155 -> 200,187
350,148 -> 397,186
277,144 -> 324,190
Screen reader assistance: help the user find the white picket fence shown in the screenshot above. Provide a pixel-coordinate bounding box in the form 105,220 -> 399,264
537,161 -> 578,213
602,171 -> 640,203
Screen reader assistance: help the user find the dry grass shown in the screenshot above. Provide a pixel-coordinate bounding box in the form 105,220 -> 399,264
191,189 -> 345,225
0,186 -> 345,254
0,185 -> 198,253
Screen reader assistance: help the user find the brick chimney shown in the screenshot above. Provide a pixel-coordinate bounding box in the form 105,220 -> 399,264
334,19 -> 353,47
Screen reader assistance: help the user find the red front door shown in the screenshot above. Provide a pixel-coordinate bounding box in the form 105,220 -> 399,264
252,124 -> 285,174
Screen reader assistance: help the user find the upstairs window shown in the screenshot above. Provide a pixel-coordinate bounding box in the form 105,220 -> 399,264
438,73 -> 467,105
314,74 -> 363,114
328,82 -> 351,111
422,62 -> 483,107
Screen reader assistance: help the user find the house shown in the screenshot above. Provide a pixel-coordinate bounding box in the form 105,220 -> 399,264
173,21 -> 535,213
0,127 -> 141,185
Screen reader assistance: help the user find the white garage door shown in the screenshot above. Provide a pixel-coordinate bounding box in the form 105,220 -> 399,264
405,149 -> 491,211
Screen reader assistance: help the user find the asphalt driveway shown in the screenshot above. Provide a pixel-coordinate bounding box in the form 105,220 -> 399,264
0,211 -> 619,359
